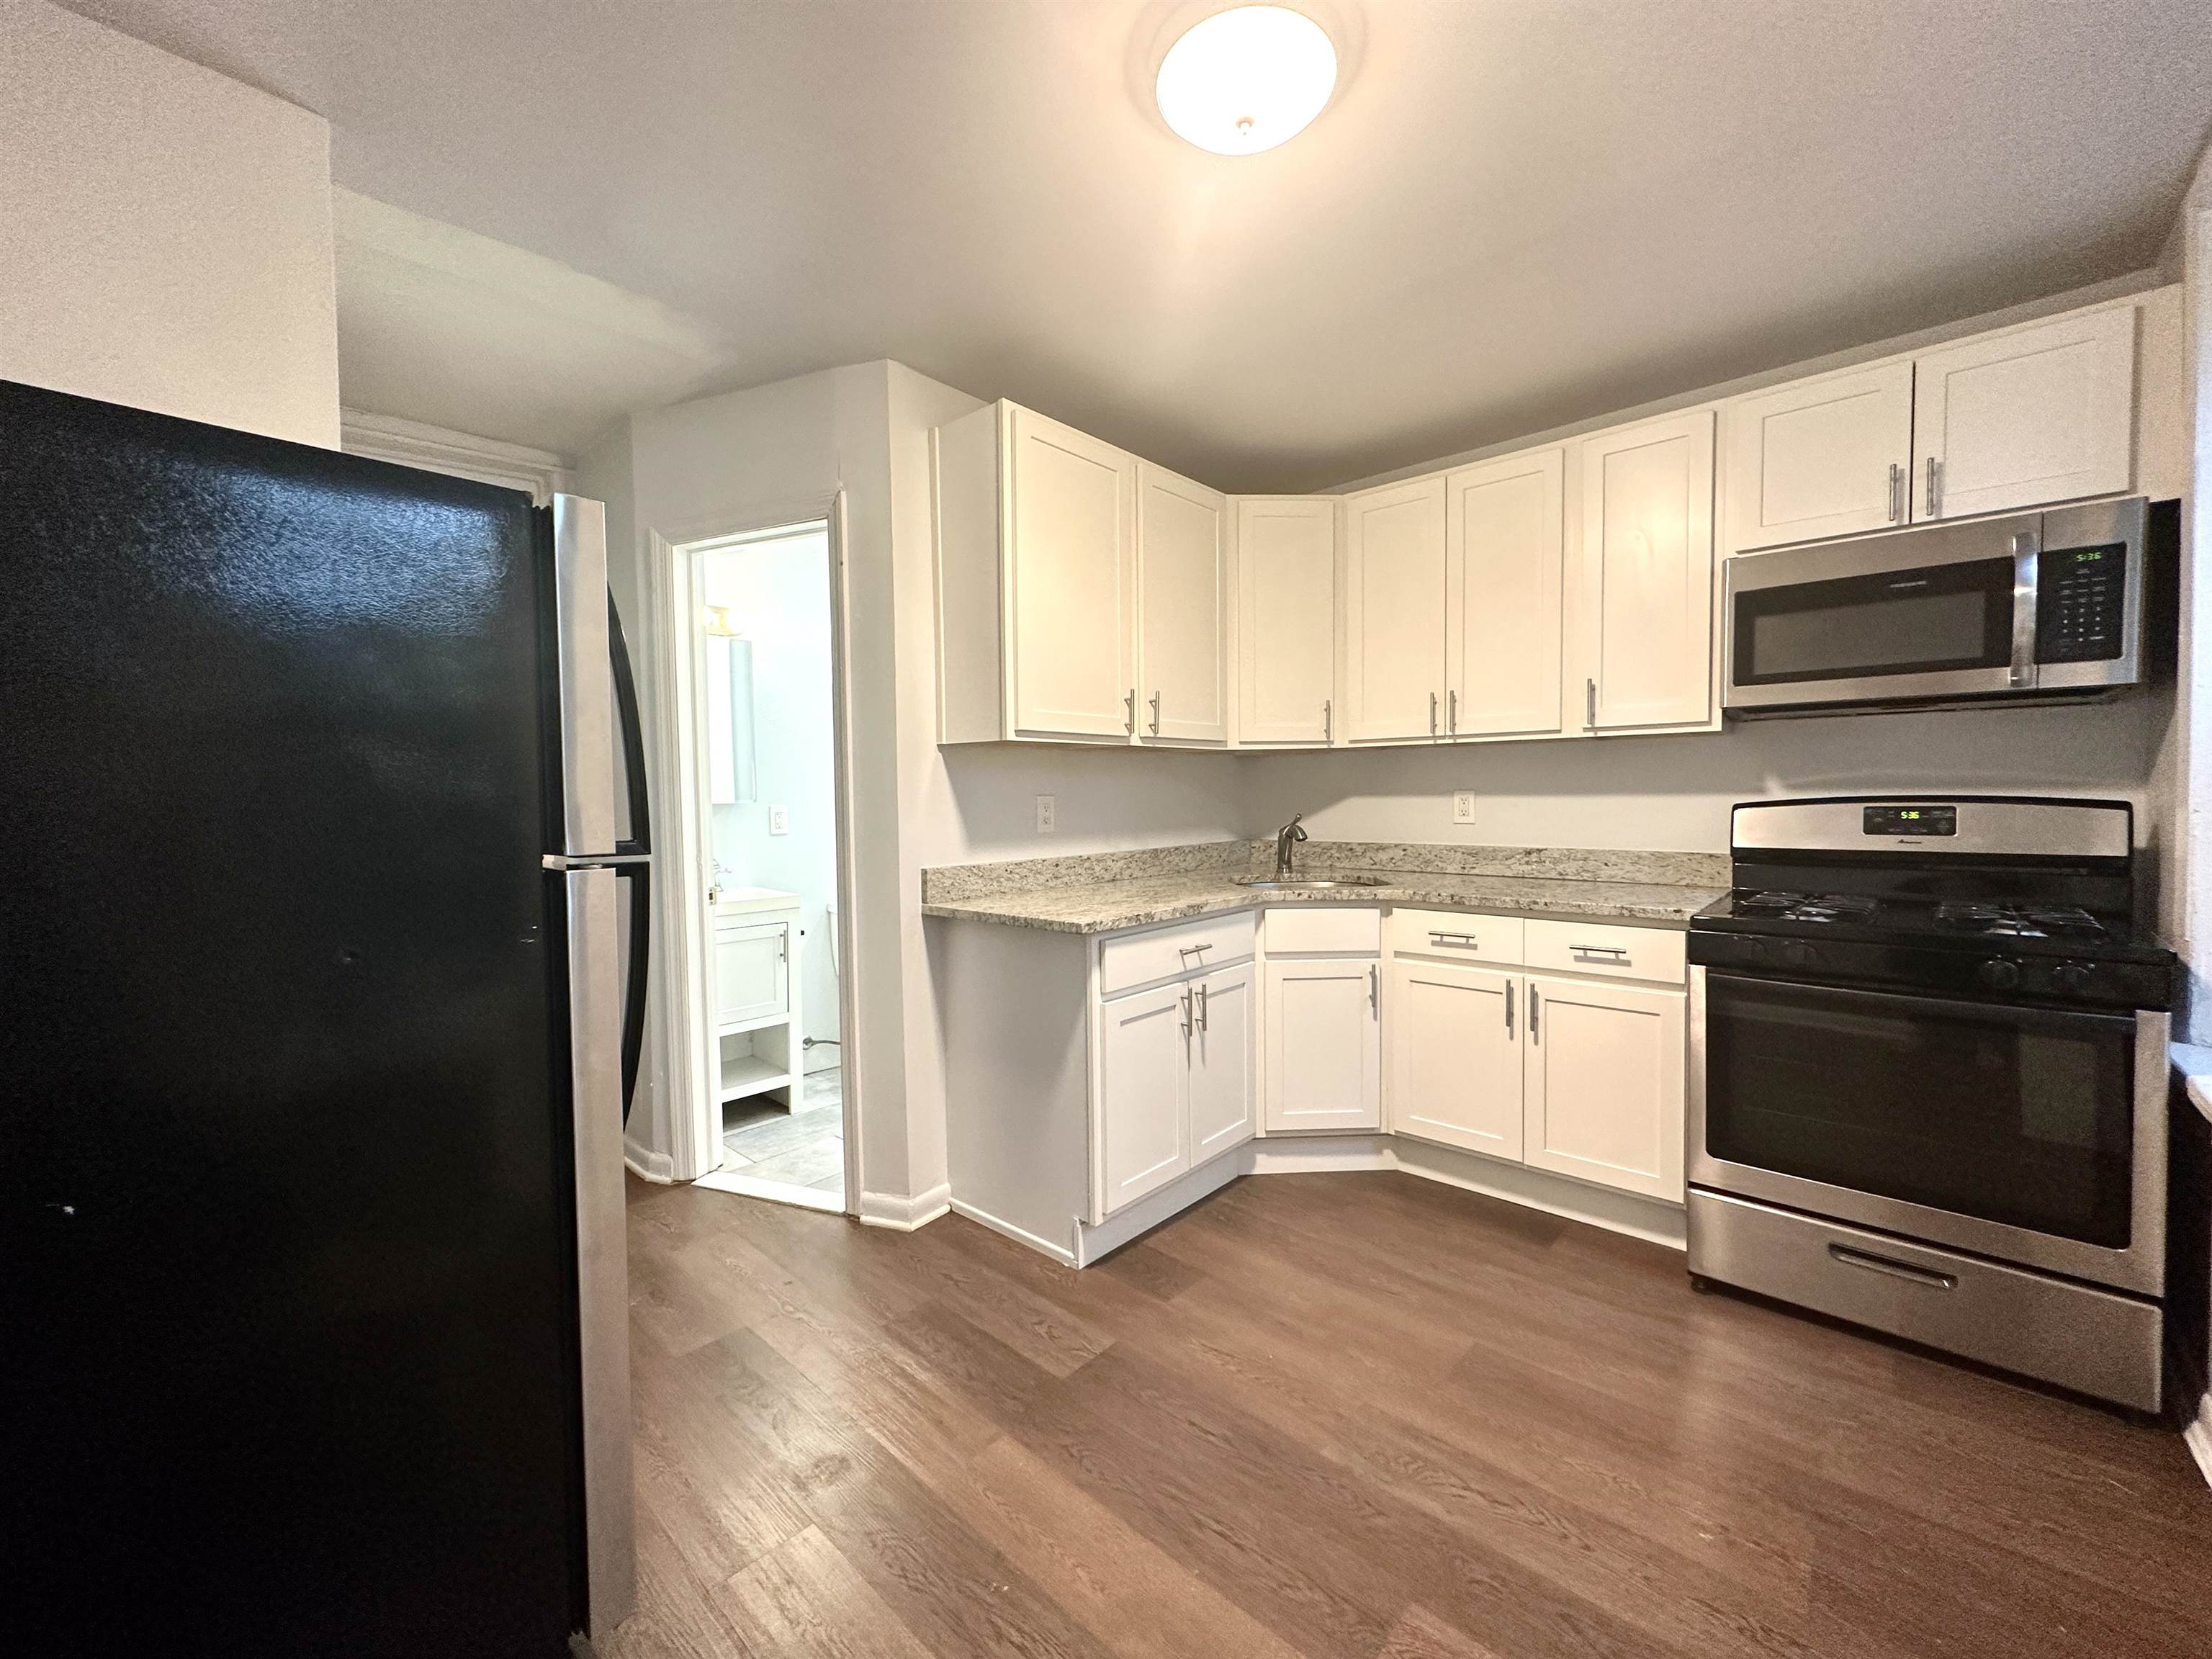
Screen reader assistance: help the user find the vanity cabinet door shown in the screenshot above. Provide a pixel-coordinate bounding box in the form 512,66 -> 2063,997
1188,963 -> 1255,1162
1522,974 -> 1684,1200
1097,982 -> 1193,1215
714,921 -> 790,1028
1388,961 -> 1521,1159
1263,958 -> 1382,1132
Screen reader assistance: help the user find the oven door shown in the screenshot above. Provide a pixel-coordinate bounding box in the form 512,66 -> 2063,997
1724,514 -> 2037,709
1689,967 -> 2167,1295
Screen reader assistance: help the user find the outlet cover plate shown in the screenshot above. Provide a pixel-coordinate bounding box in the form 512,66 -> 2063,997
1035,794 -> 1057,833
769,804 -> 789,835
1452,791 -> 1476,825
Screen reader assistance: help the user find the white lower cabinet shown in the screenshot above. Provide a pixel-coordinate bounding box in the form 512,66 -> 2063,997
1097,981 -> 1194,1214
1189,964 -> 1255,1160
1522,972 -> 1686,1202
1263,956 -> 1381,1132
1388,958 -> 1521,1159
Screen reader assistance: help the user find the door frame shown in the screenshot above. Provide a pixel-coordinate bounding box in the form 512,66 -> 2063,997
644,492 -> 863,1210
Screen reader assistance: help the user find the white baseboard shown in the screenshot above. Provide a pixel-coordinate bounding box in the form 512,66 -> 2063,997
950,1199 -> 1076,1264
623,1138 -> 676,1184
1245,1133 -> 1393,1174
1075,1148 -> 1246,1265
2185,1393 -> 2212,1491
858,1182 -> 951,1231
1390,1138 -> 1689,1250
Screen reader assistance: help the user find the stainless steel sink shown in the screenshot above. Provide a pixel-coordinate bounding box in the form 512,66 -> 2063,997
1234,876 -> 1384,891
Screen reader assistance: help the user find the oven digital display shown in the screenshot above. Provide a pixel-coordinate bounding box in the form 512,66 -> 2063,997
1863,804 -> 1957,837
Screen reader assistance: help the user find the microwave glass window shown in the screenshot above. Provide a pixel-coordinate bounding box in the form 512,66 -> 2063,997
1733,556 -> 2015,686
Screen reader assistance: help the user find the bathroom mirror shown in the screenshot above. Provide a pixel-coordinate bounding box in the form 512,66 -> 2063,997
705,632 -> 759,806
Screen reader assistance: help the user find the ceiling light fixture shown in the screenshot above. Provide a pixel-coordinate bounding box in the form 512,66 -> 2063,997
1156,5 -> 1338,156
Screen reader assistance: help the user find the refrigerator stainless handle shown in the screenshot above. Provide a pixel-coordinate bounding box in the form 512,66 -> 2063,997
563,866 -> 636,1637
552,496 -> 617,858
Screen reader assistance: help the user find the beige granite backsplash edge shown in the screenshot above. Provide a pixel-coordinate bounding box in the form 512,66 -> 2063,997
920,840 -> 1730,903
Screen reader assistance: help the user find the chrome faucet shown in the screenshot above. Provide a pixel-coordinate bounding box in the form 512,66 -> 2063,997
1272,814 -> 1308,881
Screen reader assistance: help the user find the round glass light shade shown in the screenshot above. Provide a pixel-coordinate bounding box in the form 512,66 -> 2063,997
1155,6 -> 1338,156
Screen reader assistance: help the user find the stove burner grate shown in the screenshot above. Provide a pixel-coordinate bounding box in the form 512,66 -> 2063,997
1733,890 -> 1879,924
1931,902 -> 2106,940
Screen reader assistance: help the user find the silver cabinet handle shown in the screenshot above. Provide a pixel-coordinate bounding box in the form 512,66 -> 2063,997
1148,690 -> 1161,735
1429,690 -> 1439,736
1504,979 -> 1514,1035
1428,931 -> 1481,948
1529,984 -> 1539,1043
1196,980 -> 1209,1033
1369,963 -> 1379,1012
1448,688 -> 1458,735
1887,462 -> 1904,524
1570,944 -> 1629,962
1583,678 -> 1598,733
1828,1242 -> 1956,1290
1925,456 -> 1941,518
1124,688 -> 1136,734
1322,698 -> 1332,745
1179,987 -> 1192,1038
1177,941 -> 1212,960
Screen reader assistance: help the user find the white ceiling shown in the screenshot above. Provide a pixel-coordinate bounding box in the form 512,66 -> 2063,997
63,1 -> 2212,490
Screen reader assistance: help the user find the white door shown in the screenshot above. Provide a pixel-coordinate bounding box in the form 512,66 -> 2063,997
1235,498 -> 1336,745
1007,404 -> 1137,739
1446,446 -> 1564,739
1578,409 -> 1715,732
1341,475 -> 1448,742
1724,361 -> 1913,551
1188,963 -> 1255,1163
1264,958 -> 1381,1132
1523,974 -> 1685,1201
1912,307 -> 2135,523
1137,462 -> 1228,745
1097,982 -> 1193,1215
714,921 -> 790,1028
1388,961 -> 1522,1159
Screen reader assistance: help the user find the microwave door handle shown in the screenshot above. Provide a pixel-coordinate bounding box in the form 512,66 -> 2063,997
2010,531 -> 2039,688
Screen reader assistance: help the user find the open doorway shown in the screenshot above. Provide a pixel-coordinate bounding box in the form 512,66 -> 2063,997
670,517 -> 856,1213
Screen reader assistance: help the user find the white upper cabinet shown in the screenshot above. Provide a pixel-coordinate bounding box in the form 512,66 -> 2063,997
1574,408 -> 1716,732
1341,475 -> 1449,742
1445,446 -> 1565,739
1912,307 -> 2134,523
1725,362 -> 1913,552
1136,462 -> 1228,745
1008,406 -> 1138,739
1388,958 -> 1522,1159
1234,497 -> 1337,746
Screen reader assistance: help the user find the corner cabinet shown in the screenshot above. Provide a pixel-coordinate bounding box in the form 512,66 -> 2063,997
1136,462 -> 1229,746
1233,497 -> 1338,746
1262,908 -> 1382,1132
1570,408 -> 1717,734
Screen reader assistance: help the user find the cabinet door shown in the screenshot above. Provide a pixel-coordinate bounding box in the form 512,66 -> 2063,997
714,921 -> 790,1028
1388,961 -> 1521,1159
1263,958 -> 1381,1132
1446,446 -> 1563,739
1912,307 -> 2134,523
1188,964 -> 1255,1163
1578,409 -> 1715,732
1725,361 -> 1912,551
1136,462 -> 1228,745
1523,974 -> 1684,1200
1235,498 -> 1336,745
1098,982 -> 1193,1215
1007,404 -> 1137,739
1341,475 -> 1448,742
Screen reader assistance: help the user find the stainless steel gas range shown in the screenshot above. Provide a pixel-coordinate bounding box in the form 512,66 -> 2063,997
1685,796 -> 2180,1411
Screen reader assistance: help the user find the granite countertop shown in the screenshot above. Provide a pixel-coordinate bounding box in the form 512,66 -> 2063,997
920,840 -> 1728,935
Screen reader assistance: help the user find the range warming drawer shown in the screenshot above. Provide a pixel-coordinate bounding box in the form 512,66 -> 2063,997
1687,1187 -> 2163,1412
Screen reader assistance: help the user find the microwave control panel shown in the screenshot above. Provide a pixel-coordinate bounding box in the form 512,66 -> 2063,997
2036,542 -> 2127,663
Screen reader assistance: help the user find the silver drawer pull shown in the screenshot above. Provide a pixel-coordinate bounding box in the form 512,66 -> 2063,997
1428,932 -> 1481,948
1570,944 -> 1629,961
1177,942 -> 1213,958
1827,1243 -> 1956,1291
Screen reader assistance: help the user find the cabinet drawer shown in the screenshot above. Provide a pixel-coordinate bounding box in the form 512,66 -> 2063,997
1263,906 -> 1382,956
1098,911 -> 1256,998
1388,909 -> 1523,966
1522,917 -> 1684,984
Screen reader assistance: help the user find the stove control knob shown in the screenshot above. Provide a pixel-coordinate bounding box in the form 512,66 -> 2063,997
1783,941 -> 1818,968
2052,963 -> 2092,995
1979,958 -> 2022,991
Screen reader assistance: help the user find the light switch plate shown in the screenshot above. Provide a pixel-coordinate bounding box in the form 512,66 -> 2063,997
768,804 -> 789,835
1035,794 -> 1057,833
1452,791 -> 1477,826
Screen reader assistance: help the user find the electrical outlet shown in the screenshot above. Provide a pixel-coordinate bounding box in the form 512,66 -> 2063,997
1452,791 -> 1477,826
768,804 -> 789,835
1035,793 -> 1057,833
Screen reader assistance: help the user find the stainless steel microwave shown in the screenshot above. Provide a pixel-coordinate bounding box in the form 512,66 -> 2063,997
1722,496 -> 2147,716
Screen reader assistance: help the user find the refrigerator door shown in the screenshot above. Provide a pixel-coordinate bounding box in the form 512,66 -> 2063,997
0,379 -> 590,1656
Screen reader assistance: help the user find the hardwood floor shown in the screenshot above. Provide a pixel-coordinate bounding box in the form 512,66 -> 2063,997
613,1169 -> 2212,1659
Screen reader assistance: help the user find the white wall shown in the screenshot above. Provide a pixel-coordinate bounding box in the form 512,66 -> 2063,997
706,531 -> 842,1066
0,0 -> 338,446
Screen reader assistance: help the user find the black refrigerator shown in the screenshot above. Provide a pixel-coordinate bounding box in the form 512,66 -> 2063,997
0,379 -> 645,1655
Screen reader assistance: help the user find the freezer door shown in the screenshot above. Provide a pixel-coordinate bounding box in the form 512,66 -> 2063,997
552,494 -> 618,857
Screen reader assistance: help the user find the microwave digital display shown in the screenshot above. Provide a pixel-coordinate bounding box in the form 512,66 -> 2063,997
1863,804 -> 1957,837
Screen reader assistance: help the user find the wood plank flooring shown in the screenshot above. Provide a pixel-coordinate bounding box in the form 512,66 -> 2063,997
611,1170 -> 2212,1659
